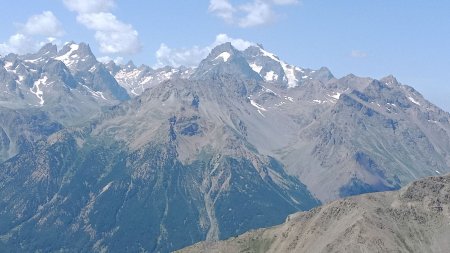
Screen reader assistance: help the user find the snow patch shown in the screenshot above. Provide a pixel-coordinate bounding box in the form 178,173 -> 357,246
55,44 -> 79,66
249,63 -> 263,73
329,92 -> 341,100
284,96 -> 294,102
140,75 -> 154,85
115,69 -> 142,80
25,58 -> 43,64
215,52 -> 231,62
264,71 -> 278,82
295,67 -> 303,72
281,63 -> 298,88
4,61 -> 13,69
259,48 -> 280,62
249,98 -> 267,117
408,96 -> 420,105
258,48 -> 298,87
313,99 -> 326,104
260,85 -> 278,96
83,85 -> 107,100
30,76 -> 48,106
162,69 -> 177,79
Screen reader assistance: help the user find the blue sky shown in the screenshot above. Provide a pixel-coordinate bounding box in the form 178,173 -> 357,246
1,0 -> 449,111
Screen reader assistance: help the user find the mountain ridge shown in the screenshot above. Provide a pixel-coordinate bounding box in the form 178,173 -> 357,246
1,41 -> 450,252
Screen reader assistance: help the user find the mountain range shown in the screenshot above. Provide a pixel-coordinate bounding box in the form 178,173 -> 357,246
0,41 -> 449,252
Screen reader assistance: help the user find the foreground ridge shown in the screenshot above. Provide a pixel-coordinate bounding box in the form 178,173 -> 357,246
178,174 -> 450,253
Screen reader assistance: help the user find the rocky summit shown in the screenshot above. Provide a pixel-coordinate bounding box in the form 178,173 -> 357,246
0,42 -> 449,252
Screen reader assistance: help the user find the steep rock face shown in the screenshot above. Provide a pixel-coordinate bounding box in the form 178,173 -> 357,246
178,174 -> 450,253
54,42 -> 129,101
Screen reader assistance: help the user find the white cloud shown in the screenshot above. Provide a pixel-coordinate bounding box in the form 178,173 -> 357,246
214,34 -> 255,50
239,1 -> 274,28
21,11 -> 65,37
62,0 -> 115,13
208,0 -> 298,27
155,43 -> 210,68
0,11 -> 64,55
208,0 -> 235,23
77,13 -> 141,54
63,0 -> 141,55
0,34 -> 32,55
351,50 -> 368,58
155,34 -> 255,68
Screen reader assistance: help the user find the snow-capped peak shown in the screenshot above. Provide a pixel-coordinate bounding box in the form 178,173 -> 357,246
54,42 -> 97,71
258,47 -> 299,88
55,43 -> 80,67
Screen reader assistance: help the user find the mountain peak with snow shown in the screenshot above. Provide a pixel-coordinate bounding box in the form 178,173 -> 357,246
55,42 -> 97,71
192,42 -> 262,81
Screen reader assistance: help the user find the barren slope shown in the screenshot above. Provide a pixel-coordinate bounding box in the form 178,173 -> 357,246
179,174 -> 450,253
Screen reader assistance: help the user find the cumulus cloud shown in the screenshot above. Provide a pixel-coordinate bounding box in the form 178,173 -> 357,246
155,34 -> 256,68
0,11 -> 64,55
208,0 -> 298,27
21,11 -> 65,37
63,0 -> 141,55
76,13 -> 141,54
351,50 -> 368,58
214,34 -> 255,50
0,34 -> 33,55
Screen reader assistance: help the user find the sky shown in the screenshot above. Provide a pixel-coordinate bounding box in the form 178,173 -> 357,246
1,0 -> 449,111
